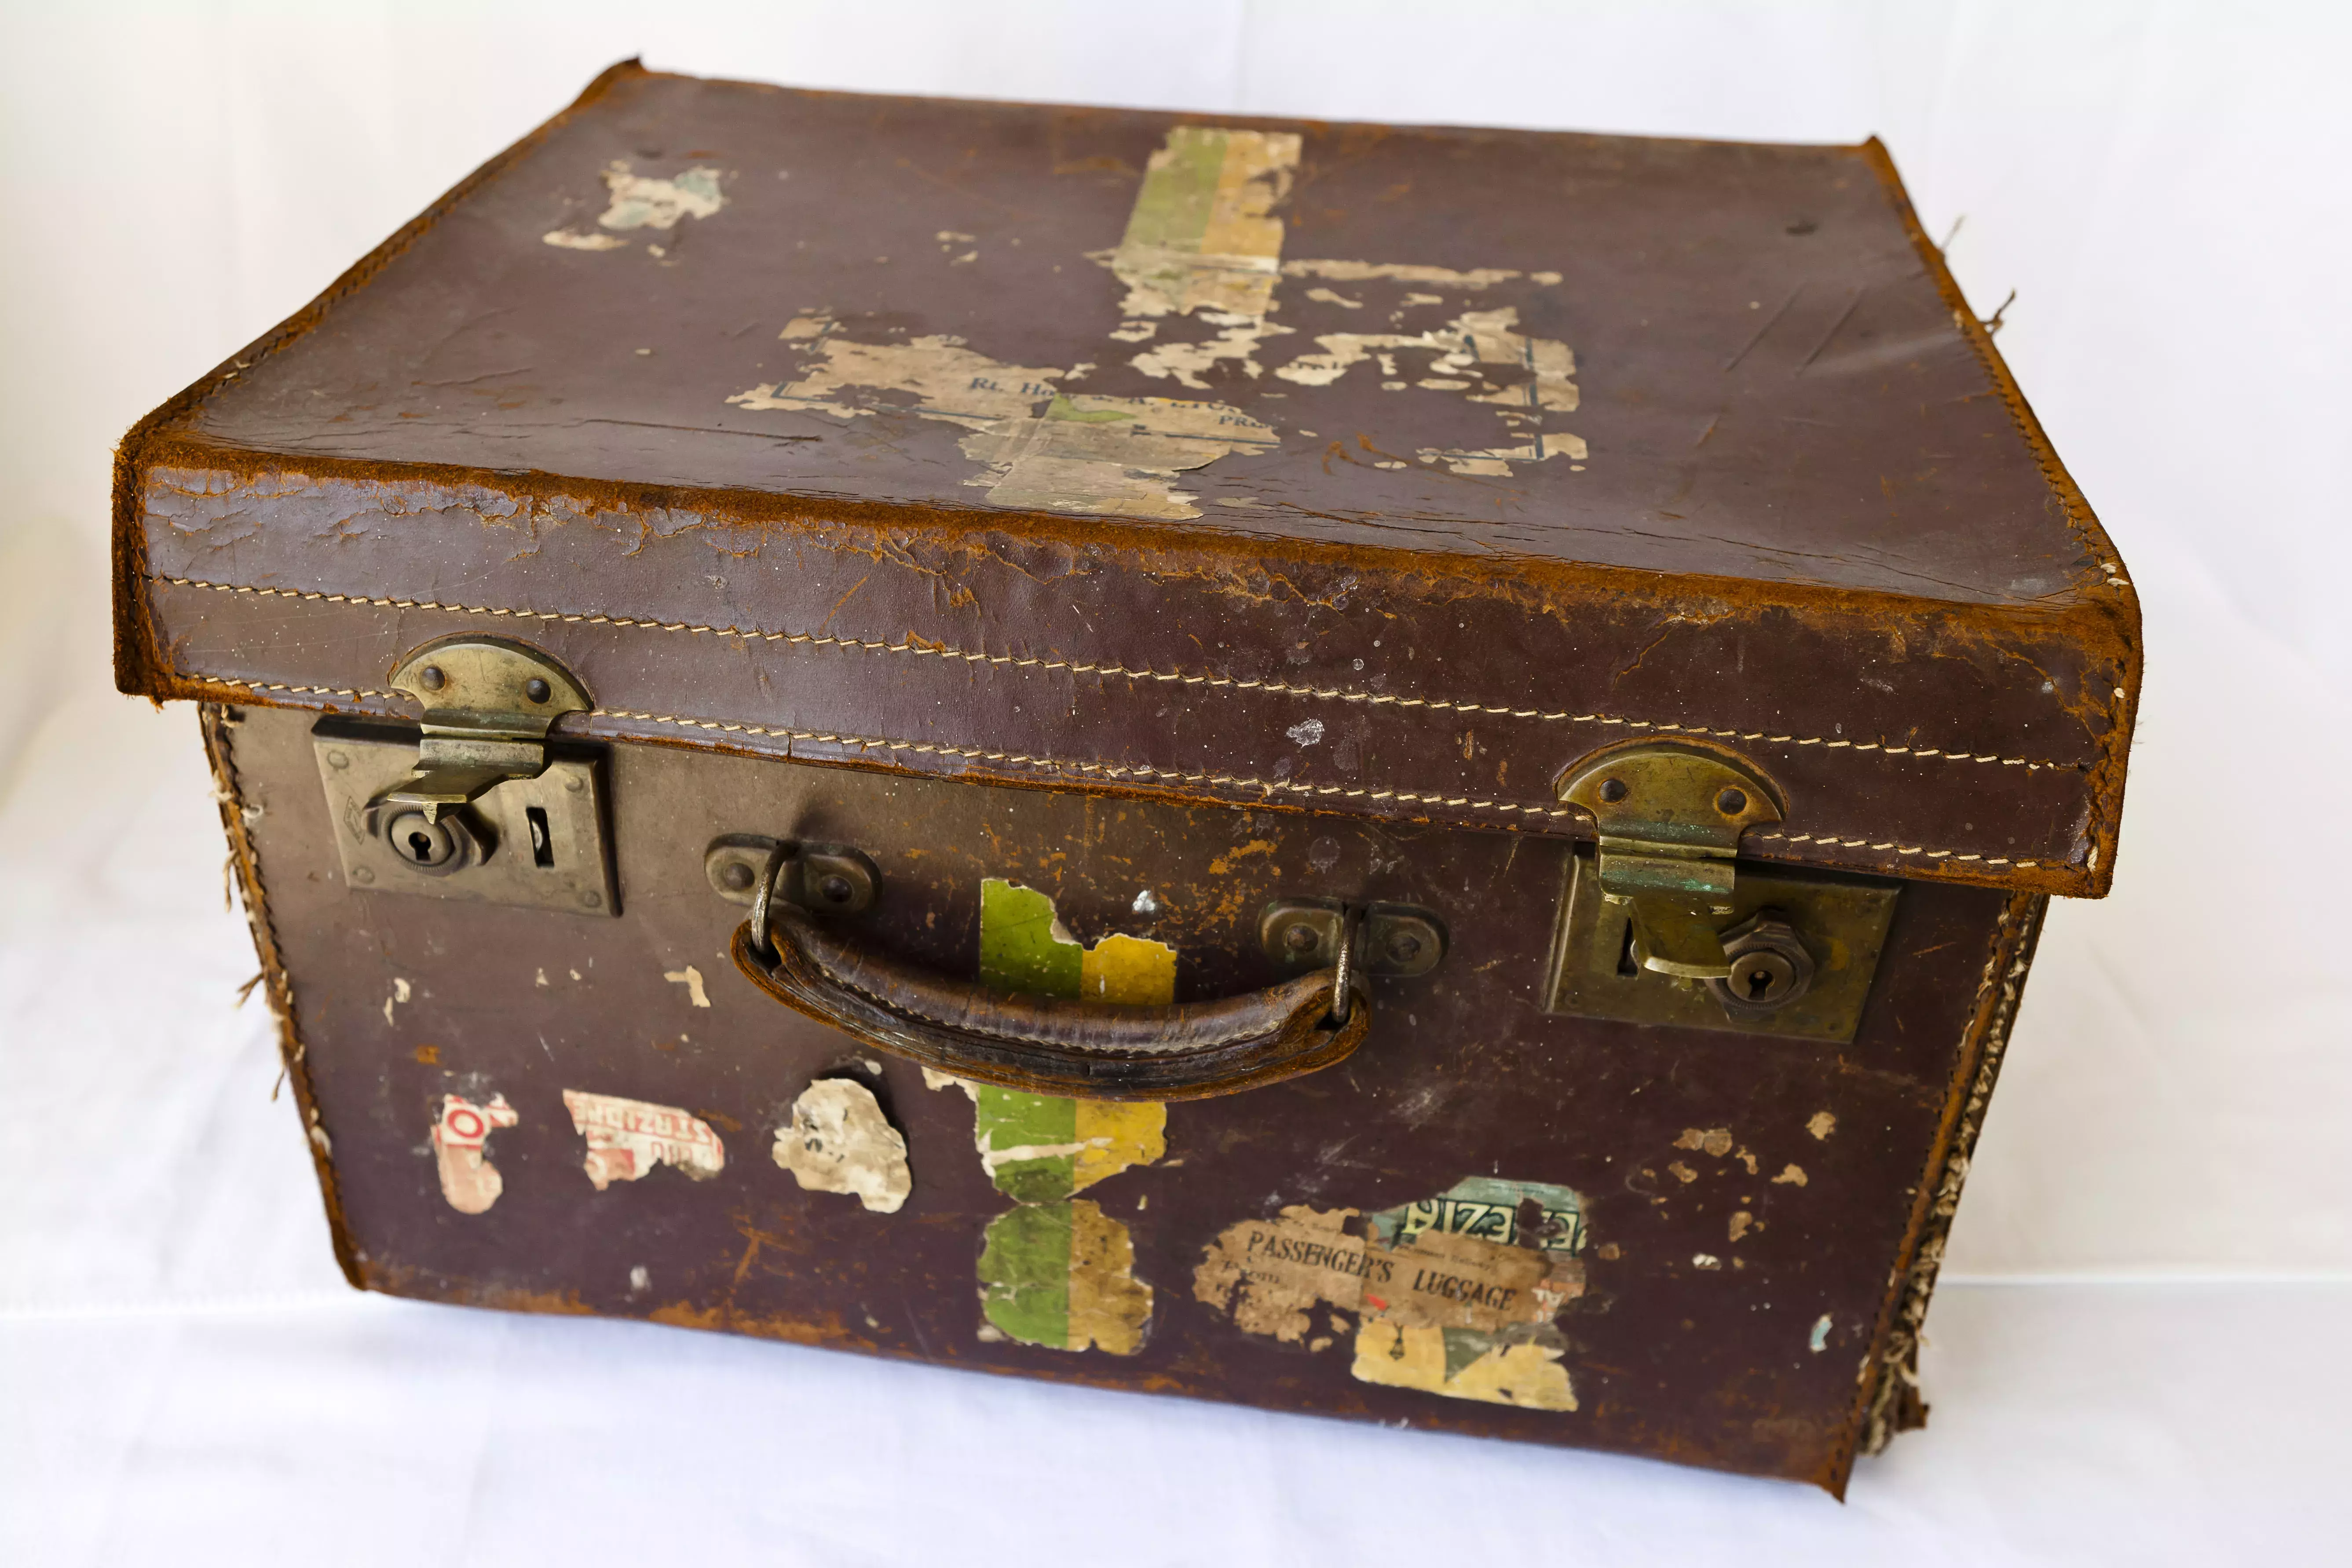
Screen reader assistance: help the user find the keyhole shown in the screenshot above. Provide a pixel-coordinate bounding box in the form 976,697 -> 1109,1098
1614,917 -> 1639,978
1745,964 -> 1774,1000
526,806 -> 553,867
406,830 -> 434,863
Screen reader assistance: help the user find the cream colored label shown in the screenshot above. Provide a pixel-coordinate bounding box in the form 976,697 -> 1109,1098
432,1093 -> 518,1215
1194,1177 -> 1588,1412
958,393 -> 1276,521
562,1089 -> 726,1190
1107,126 -> 1302,321
773,1078 -> 911,1213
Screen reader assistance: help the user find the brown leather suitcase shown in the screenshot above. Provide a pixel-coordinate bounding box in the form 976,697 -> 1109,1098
112,61 -> 2137,1494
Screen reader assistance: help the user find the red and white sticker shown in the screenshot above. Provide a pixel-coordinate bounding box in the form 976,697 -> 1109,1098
562,1089 -> 726,1190
432,1093 -> 519,1214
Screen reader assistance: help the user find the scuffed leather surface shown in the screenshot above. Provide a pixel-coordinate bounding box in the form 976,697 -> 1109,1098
217,702 -> 2041,1489
114,63 -> 2137,896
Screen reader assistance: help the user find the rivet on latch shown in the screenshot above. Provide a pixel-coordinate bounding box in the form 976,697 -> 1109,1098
1556,740 -> 1785,983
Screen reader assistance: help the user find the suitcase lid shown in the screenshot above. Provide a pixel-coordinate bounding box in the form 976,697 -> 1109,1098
115,62 -> 2137,897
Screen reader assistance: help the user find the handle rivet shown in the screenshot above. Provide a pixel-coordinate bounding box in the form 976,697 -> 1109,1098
1283,923 -> 1320,955
720,861 -> 755,892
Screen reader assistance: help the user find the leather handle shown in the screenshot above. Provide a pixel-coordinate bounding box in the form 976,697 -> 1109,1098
731,904 -> 1371,1101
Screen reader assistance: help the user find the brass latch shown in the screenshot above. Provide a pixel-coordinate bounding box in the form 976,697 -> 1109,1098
1558,741 -> 1785,982
312,635 -> 617,917
1544,741 -> 1898,1042
377,636 -> 591,822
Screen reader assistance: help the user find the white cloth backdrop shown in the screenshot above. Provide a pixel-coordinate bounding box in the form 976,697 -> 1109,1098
3,2 -> 2346,1562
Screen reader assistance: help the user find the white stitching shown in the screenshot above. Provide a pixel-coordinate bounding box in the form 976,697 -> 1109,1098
149,573 -> 2085,774
200,678 -> 401,703
183,671 -> 2061,871
592,703 -> 2048,870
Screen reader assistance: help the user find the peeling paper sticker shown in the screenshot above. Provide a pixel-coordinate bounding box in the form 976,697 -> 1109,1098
542,161 -> 725,252
542,229 -> 629,252
959,1088 -> 1167,1204
1273,305 -> 1582,471
1106,126 -> 1302,321
936,878 -> 1172,1355
730,329 -> 1269,520
1193,1177 -> 1587,1411
595,162 -> 724,230
959,393 -> 1275,520
978,1197 -> 1152,1353
562,1089 -> 725,1190
432,1093 -> 518,1215
1283,260 -> 1558,289
730,331 -> 1063,428
773,1078 -> 911,1213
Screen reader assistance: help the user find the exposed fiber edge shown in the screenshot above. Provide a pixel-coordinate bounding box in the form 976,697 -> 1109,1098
200,701 -> 365,1291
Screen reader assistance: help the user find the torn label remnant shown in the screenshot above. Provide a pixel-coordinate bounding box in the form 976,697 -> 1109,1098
663,965 -> 711,1008
958,393 -> 1276,521
563,1089 -> 726,1190
432,1093 -> 519,1215
594,162 -> 724,231
1107,126 -> 1302,321
978,1198 -> 1153,1355
1281,260 -> 1556,289
1194,1176 -> 1588,1412
773,1078 -> 912,1213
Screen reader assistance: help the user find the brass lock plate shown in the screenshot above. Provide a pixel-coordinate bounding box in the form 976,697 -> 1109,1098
1543,846 -> 1897,1042
312,718 -> 618,917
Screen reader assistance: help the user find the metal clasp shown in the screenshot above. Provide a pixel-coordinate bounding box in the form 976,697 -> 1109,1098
1542,740 -> 1899,1042
374,636 -> 592,822
1558,740 -> 1785,981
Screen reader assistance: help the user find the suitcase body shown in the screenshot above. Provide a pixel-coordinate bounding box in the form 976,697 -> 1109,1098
117,64 -> 2136,1494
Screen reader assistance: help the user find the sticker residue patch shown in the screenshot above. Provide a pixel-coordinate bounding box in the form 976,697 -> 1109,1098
664,965 -> 711,1008
960,393 -> 1276,521
1193,1176 -> 1588,1411
931,879 -> 1171,1354
1273,306 -> 1582,474
721,121 -> 1591,515
432,1093 -> 518,1215
563,1089 -> 726,1190
1282,260 -> 1560,289
1106,126 -> 1302,321
543,161 -> 725,251
773,1078 -> 911,1213
729,329 -> 1270,520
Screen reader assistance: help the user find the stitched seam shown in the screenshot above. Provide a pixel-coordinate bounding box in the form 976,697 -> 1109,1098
805,957 -> 1285,1056
148,572 -> 2085,774
596,704 -> 2046,869
177,671 -> 2067,870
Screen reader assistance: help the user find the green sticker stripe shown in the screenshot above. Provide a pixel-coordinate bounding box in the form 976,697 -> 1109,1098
979,1202 -> 1074,1349
1117,127 -> 1228,256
